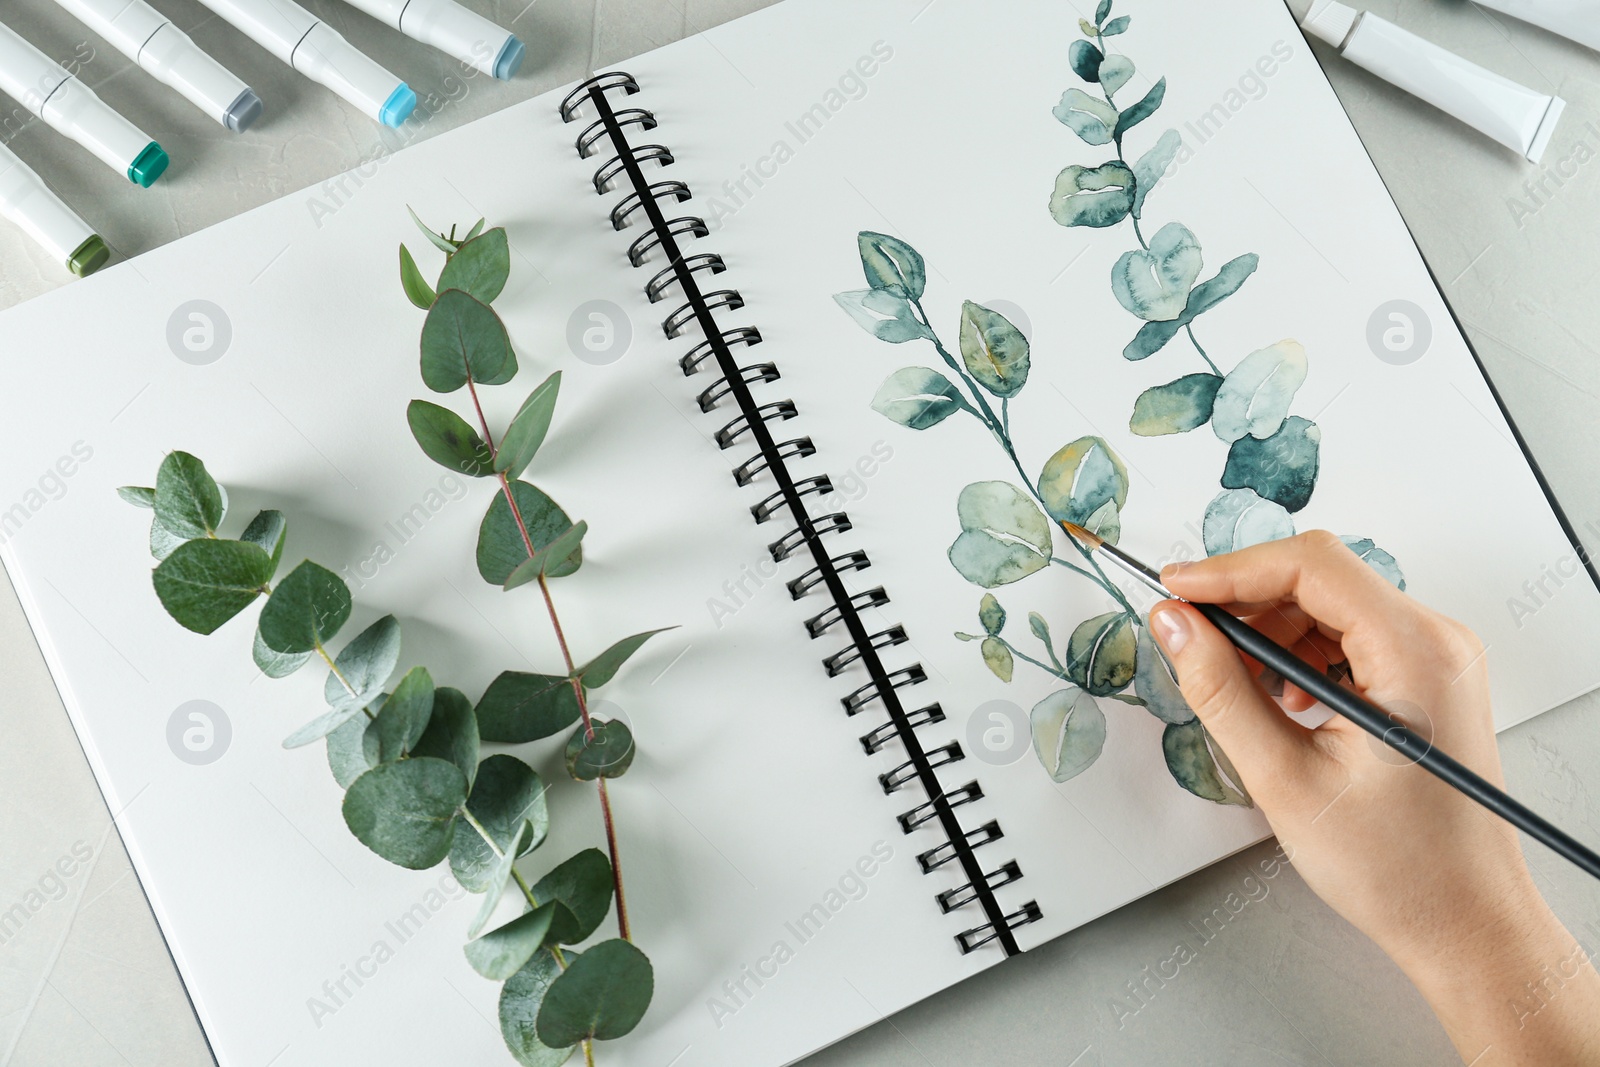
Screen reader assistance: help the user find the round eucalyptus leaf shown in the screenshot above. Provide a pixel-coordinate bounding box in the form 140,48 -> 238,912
1340,536 -> 1407,590
1221,416 -> 1321,513
958,301 -> 1030,398
438,228 -> 510,303
239,510 -> 287,576
535,938 -> 654,1046
1111,222 -> 1201,322
1202,488 -> 1295,557
870,367 -> 972,430
531,849 -> 613,946
947,480 -> 1052,589
504,521 -> 588,591
499,950 -> 575,1067
1099,53 -> 1134,95
1030,688 -> 1107,782
451,754 -> 549,892
151,539 -> 273,635
1050,162 -> 1135,229
282,701 -> 369,750
367,666 -> 435,762
1068,38 -> 1103,82
979,636 -> 1014,682
978,593 -> 1006,636
1037,436 -> 1129,527
420,288 -> 514,393
1051,89 -> 1117,146
154,451 -> 224,538
1134,622 -> 1194,724
832,288 -> 931,343
253,626 -> 311,679
476,672 -> 583,743
469,822 -> 533,938
326,615 -> 403,710
467,903 -> 558,980
258,560 -> 352,654
1163,719 -> 1252,806
326,711 -> 380,788
410,686 -> 480,790
1129,372 -> 1222,436
407,399 -> 493,478
341,757 -> 467,870
477,481 -> 583,585
857,230 -> 926,299
1064,611 -> 1136,696
1211,339 -> 1308,443
564,719 -> 636,781
149,517 -> 186,561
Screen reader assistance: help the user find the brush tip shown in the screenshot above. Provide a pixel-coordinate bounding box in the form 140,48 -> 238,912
1060,521 -> 1103,548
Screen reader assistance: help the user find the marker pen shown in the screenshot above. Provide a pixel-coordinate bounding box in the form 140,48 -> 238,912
0,139 -> 108,276
337,0 -> 524,79
1301,0 -> 1565,163
50,0 -> 263,131
194,0 -> 416,127
0,19 -> 168,186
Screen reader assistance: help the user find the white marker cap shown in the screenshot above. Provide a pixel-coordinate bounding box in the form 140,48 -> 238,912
291,22 -> 415,128
139,22 -> 262,131
1302,0 -> 1360,49
397,0 -> 523,79
0,139 -> 107,276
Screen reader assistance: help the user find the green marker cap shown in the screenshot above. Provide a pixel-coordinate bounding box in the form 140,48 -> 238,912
128,143 -> 169,187
67,235 -> 110,278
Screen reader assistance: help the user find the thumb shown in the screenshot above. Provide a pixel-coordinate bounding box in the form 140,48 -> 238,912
1148,601 -> 1317,790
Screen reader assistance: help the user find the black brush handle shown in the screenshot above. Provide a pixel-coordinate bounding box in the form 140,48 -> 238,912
1193,602 -> 1600,882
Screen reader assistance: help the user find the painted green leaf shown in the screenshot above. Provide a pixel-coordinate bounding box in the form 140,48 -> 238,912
438,228 -> 510,304
367,665 -> 435,762
254,626 -> 311,679
1222,415 -> 1321,512
410,686 -> 480,789
536,939 -> 654,1046
1030,688 -> 1108,782
451,753 -> 549,893
1114,77 -> 1166,141
578,628 -> 674,689
477,481 -> 583,584
532,849 -> 613,945
1078,17 -> 1098,36
1037,436 -> 1129,526
1202,488 -> 1295,557
1098,54 -> 1135,95
1123,253 -> 1260,360
1130,373 -> 1222,436
1134,623 -> 1194,724
326,711 -> 380,787
325,614 -> 402,710
980,636 -> 1014,682
1080,496 -> 1122,546
1095,0 -> 1113,21
118,485 -> 155,508
151,539 -> 273,635
1069,39 -> 1103,82
1341,536 -> 1407,591
1052,89 -> 1118,146
833,288 -> 931,343
1028,611 -> 1053,652
1112,222 -> 1202,322
1131,129 -> 1182,218
979,593 -> 1006,635
408,206 -> 457,254
342,757 -> 467,870
497,372 -> 562,479
499,950 -> 575,1067
947,481 -> 1053,588
871,367 -> 973,430
399,244 -> 436,310
154,451 -> 224,538
504,521 -> 588,591
857,231 -> 926,299
468,903 -> 559,981
1065,611 -> 1137,696
407,399 -> 493,478
565,719 -> 636,781
239,510 -> 286,576
1211,339 -> 1308,443
958,301 -> 1030,398
1102,14 -> 1131,34
1163,720 -> 1252,806
258,560 -> 352,654
469,822 -> 534,939
420,288 -> 514,394
1050,162 -> 1135,229
477,672 -> 583,743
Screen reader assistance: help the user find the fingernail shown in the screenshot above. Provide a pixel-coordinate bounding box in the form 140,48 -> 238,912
1151,607 -> 1189,655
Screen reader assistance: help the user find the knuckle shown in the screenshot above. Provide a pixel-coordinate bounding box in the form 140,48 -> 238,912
1300,529 -> 1344,554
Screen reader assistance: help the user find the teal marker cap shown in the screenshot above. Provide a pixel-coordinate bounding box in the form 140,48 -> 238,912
128,143 -> 169,187
380,84 -> 417,128
494,37 -> 526,80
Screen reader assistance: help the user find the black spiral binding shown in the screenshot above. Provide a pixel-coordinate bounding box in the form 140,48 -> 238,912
561,73 -> 1040,957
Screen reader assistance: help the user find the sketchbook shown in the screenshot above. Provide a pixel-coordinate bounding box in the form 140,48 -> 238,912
1,0 -> 1598,1064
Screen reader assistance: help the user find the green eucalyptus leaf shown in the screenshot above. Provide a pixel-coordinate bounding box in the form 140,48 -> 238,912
476,672 -> 583,743
1098,54 -> 1135,96
438,228 -> 510,303
857,231 -> 926,299
1037,436 -> 1129,527
578,628 -> 674,689
1052,89 -> 1117,146
1340,536 -> 1407,590
469,822 -> 533,938
504,522 -> 589,591
451,754 -> 549,893
117,485 -> 155,508
254,626 -> 311,679
399,244 -> 436,310
870,367 -> 973,430
151,539 -> 273,635
1114,77 -> 1166,141
496,372 -> 561,479
947,481 -> 1052,588
477,481 -> 583,584
833,288 -> 932,343
342,757 -> 467,869
1069,39 -> 1103,82
1030,688 -> 1107,782
1130,373 -> 1222,436
978,593 -> 1006,635
1211,340 -> 1308,443
258,560 -> 352,654
367,666 -> 435,762
1221,415 -> 1321,513
1202,488 -> 1295,557
1124,253 -> 1259,361
407,399 -> 493,478
1102,14 -> 1131,34
1111,221 -> 1202,322
154,451 -> 224,538
565,719 -> 636,781
408,206 -> 457,254
420,288 -> 514,394
535,939 -> 654,1046
467,903 -> 558,980
240,510 -> 287,576
1049,162 -> 1135,228
1163,720 -> 1252,806
410,686 -> 480,789
1134,623 -> 1194,724
282,700 -> 371,750
326,710 -> 381,787
1065,611 -> 1137,696
499,949 -> 575,1067
149,518 -> 186,561
958,301 -> 1030,398
980,637 -> 1014,682
326,615 -> 402,710
531,849 -> 613,945
464,218 -> 486,242
1131,129 -> 1182,218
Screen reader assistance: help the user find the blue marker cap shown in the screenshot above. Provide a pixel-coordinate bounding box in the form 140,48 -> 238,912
380,84 -> 418,128
493,36 -> 526,80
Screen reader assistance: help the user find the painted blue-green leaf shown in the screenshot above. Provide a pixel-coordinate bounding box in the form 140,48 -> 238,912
325,614 -> 402,710
857,231 -> 926,299
871,367 -> 973,430
1211,340 -> 1308,443
1111,222 -> 1202,322
1030,688 -> 1107,783
1123,253 -> 1259,360
1341,536 -> 1407,591
1098,54 -> 1135,96
1065,611 -> 1137,696
1114,77 -> 1166,141
1129,373 -> 1222,436
1222,415 -> 1321,512
947,481 -> 1052,588
1069,39 -> 1104,82
1028,611 -> 1052,651
1202,488 -> 1295,557
1052,89 -> 1118,146
1131,129 -> 1182,218
1080,496 -> 1122,546
1095,0 -> 1113,23
979,593 -> 1006,635
1037,436 -> 1129,526
1163,720 -> 1252,806
980,636 -> 1014,682
1134,623 -> 1194,724
958,301 -> 1030,398
1050,162 -> 1135,229
1102,14 -> 1131,34
833,288 -> 931,343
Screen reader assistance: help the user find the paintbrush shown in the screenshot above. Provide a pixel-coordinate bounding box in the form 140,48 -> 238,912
1060,521 -> 1600,882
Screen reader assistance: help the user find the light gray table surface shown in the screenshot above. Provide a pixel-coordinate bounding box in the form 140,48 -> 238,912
3,0 -> 1599,1064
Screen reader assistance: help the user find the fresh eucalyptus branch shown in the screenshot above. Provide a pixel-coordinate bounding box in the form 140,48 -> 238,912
120,214 -> 667,1067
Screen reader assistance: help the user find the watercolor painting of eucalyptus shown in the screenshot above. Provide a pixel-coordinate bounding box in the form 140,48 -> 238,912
833,0 -> 1405,805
